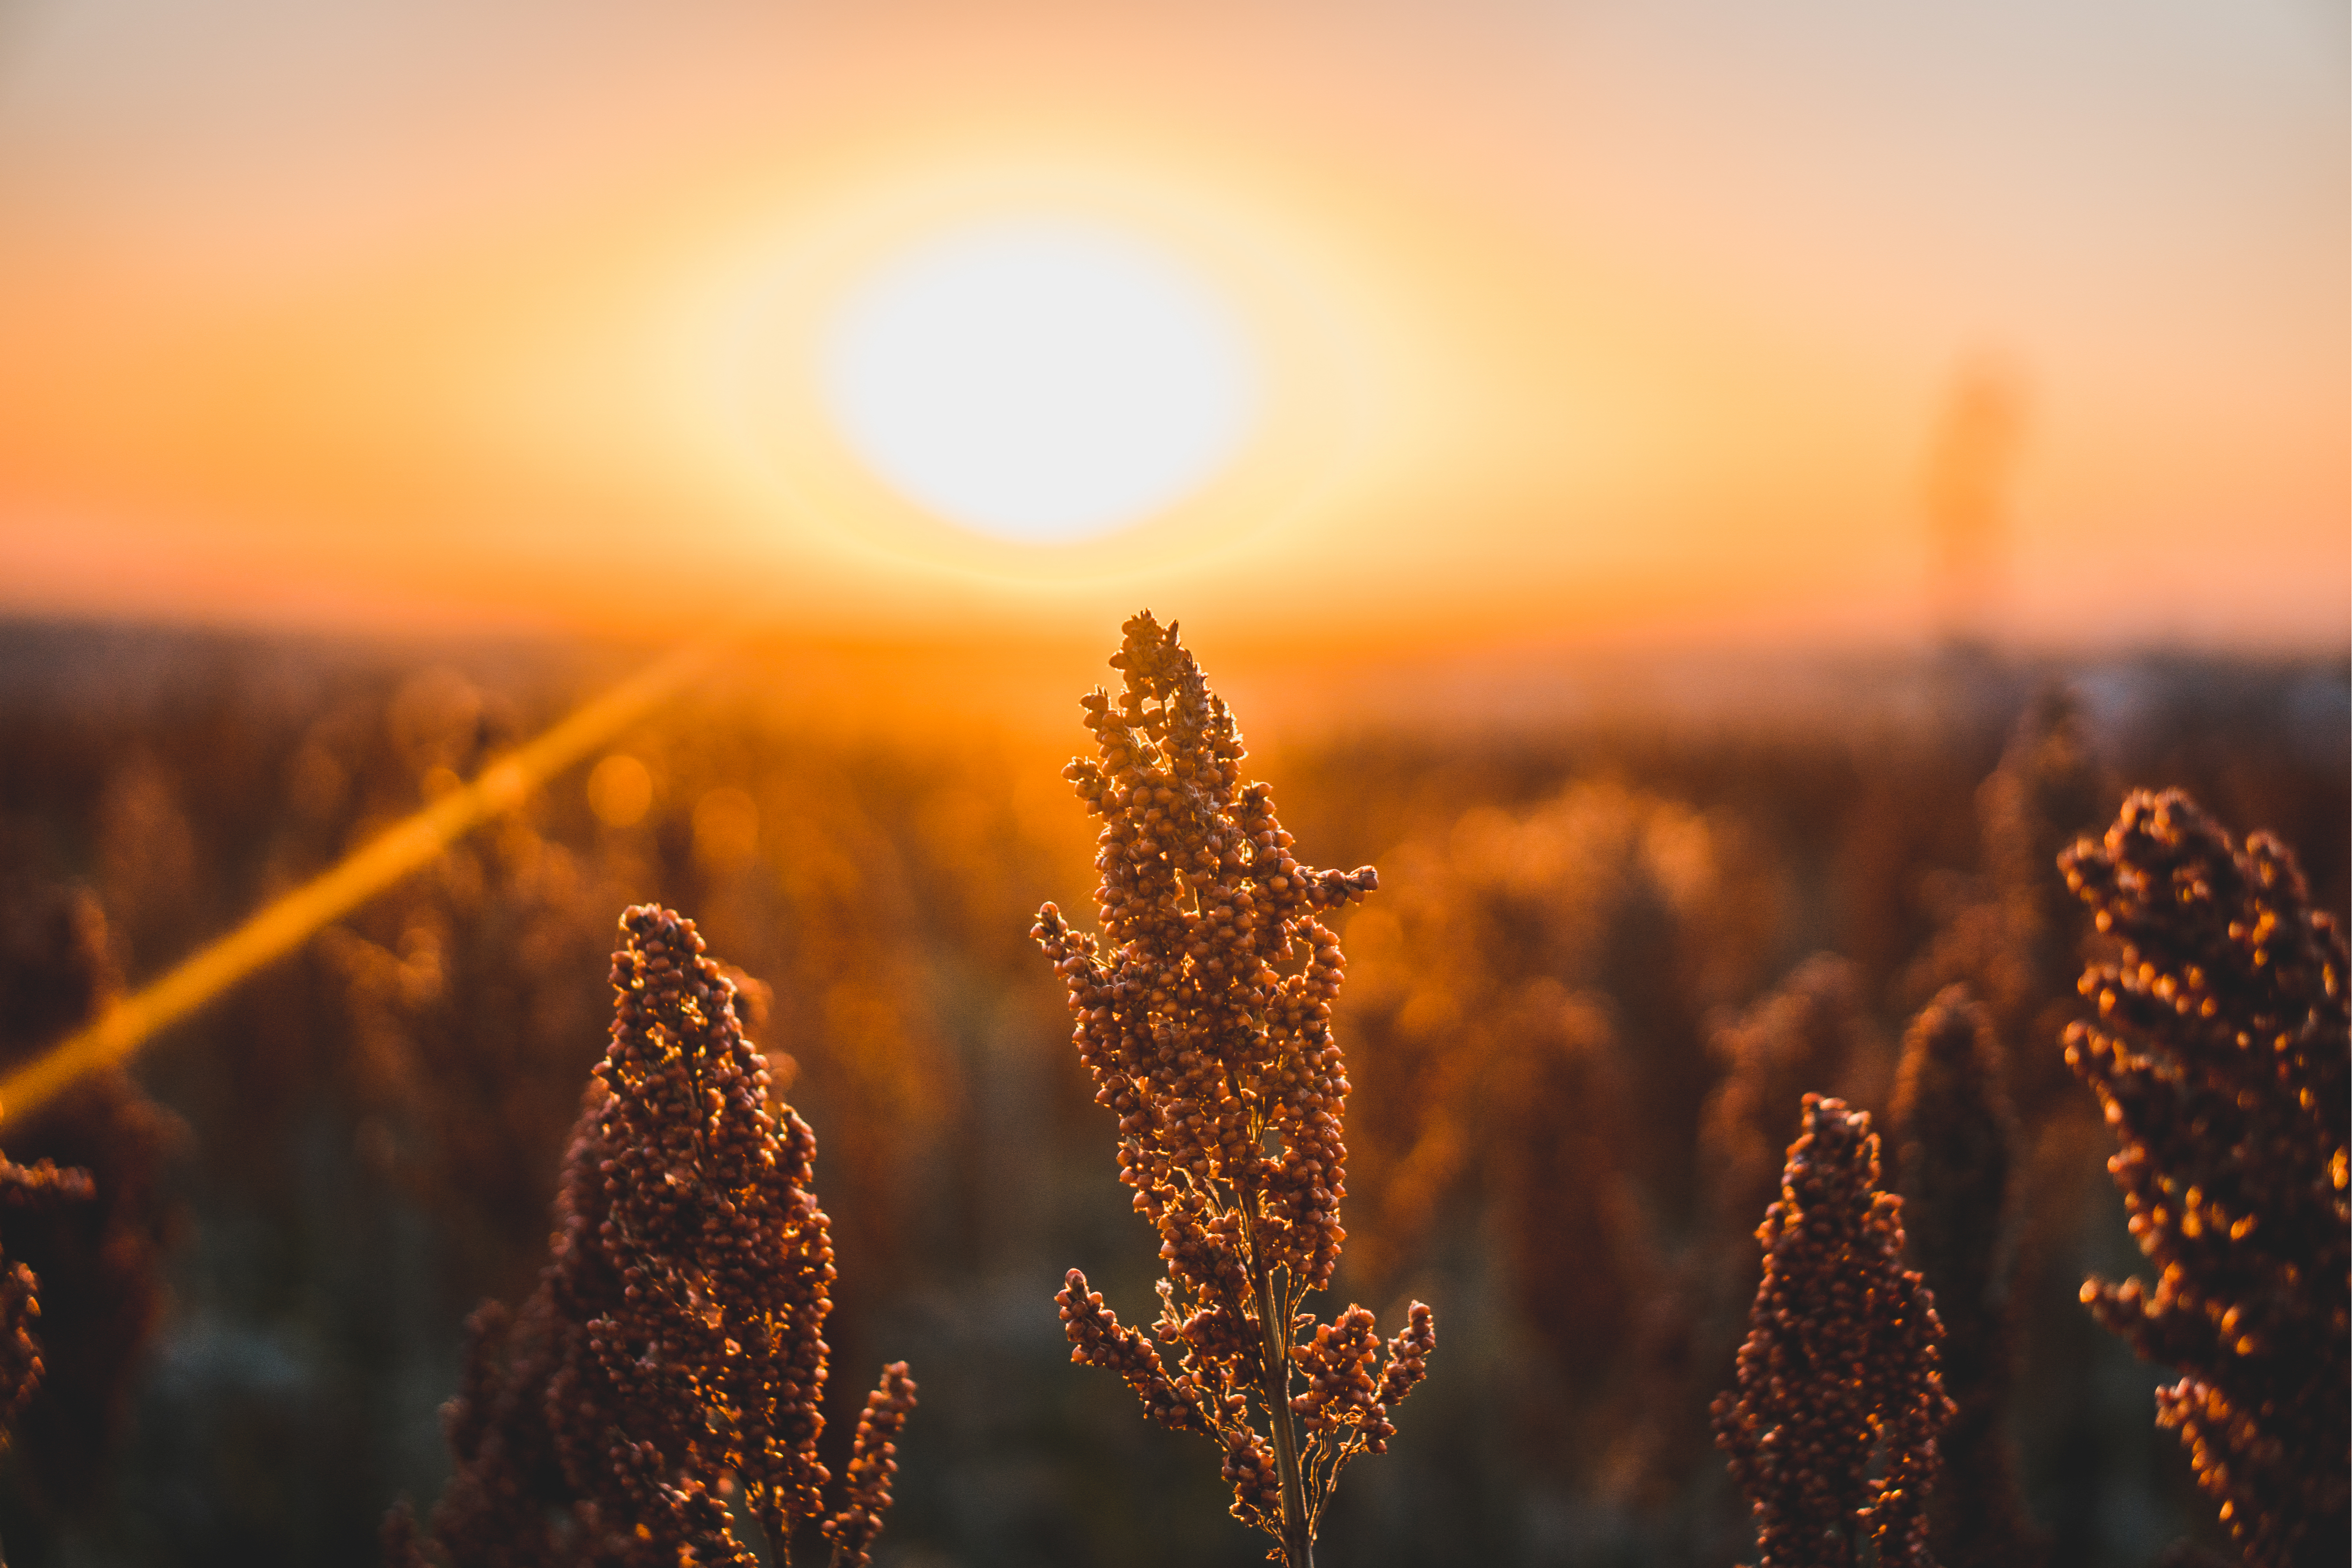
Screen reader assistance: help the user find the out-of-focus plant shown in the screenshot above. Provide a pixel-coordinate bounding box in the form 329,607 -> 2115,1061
1894,685 -> 2135,1562
319,818 -> 632,1281
1033,613 -> 1429,1568
0,826 -> 107,1511
1343,781 -> 1780,1215
625,697 -> 969,1290
313,661 -> 970,1315
0,1133 -> 93,1452
405,905 -> 913,1566
1714,1094 -> 1951,1568
2060,790 -> 2348,1567
1702,954 -> 1886,1275
1605,954 -> 1887,1519
1407,782 -> 1784,1211
0,828 -> 177,1515
1907,687 -> 2111,1113
1339,778 -> 1784,1500
1890,985 -> 2042,1568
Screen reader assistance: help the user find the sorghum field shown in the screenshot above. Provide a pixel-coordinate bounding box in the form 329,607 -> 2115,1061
0,616 -> 2342,1568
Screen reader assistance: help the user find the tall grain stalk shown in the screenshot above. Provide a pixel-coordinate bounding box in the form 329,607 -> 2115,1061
1036,613 -> 1431,1567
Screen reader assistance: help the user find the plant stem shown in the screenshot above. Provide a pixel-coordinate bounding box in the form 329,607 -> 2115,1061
1250,1242 -> 1313,1568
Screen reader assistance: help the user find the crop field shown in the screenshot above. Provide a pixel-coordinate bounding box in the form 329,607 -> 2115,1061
0,617 -> 2340,1568
2,3 -> 2343,1564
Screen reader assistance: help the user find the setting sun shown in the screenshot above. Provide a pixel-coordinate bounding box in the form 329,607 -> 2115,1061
0,1 -> 2340,649
819,218 -> 1260,544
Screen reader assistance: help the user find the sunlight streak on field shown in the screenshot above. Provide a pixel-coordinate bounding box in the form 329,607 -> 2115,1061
0,639 -> 725,1122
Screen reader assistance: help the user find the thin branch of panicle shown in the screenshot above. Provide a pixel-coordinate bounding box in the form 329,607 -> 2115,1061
824,1361 -> 918,1568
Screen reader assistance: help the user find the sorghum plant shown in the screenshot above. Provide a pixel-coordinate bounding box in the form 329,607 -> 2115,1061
413,904 -> 914,1567
1890,986 -> 2042,1568
2060,790 -> 2349,1567
1345,780 -> 1780,1226
1907,687 -> 2109,1115
1033,612 -> 1430,1568
1975,691 -> 2108,1043
1611,955 -> 1884,1516
1714,1094 -> 1950,1568
1341,780 -> 1775,1412
0,1129 -> 92,1444
1703,955 -> 1883,1274
0,847 -> 175,1508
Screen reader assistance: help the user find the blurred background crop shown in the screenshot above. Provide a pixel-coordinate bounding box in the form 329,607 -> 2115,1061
0,2 -> 2344,1565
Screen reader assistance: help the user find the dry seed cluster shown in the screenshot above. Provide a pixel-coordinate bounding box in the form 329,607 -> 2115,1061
1034,612 -> 1430,1558
2061,790 -> 2349,1568
419,906 -> 913,1567
1713,1094 -> 1950,1568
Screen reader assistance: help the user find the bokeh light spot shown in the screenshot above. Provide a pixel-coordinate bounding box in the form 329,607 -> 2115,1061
588,753 -> 654,828
692,787 -> 761,870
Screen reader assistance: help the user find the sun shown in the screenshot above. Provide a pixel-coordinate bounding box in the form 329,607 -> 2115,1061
818,218 -> 1261,545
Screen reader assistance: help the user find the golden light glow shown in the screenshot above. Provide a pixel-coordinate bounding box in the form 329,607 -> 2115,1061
819,217 -> 1260,544
0,640 -> 724,1122
0,5 -> 2340,649
643,136 -> 1434,600
587,753 -> 656,828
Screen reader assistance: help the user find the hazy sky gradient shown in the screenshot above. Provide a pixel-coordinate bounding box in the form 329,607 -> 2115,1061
1,0 -> 2343,651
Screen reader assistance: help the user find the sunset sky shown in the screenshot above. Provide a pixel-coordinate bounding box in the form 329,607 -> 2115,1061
0,0 -> 2343,654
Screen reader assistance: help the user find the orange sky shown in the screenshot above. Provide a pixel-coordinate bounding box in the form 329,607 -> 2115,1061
0,0 -> 2344,654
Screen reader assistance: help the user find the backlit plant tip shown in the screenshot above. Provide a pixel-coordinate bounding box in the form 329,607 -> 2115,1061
2060,790 -> 2349,1568
402,905 -> 913,1567
1033,611 -> 1424,1568
1713,1094 -> 1951,1568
